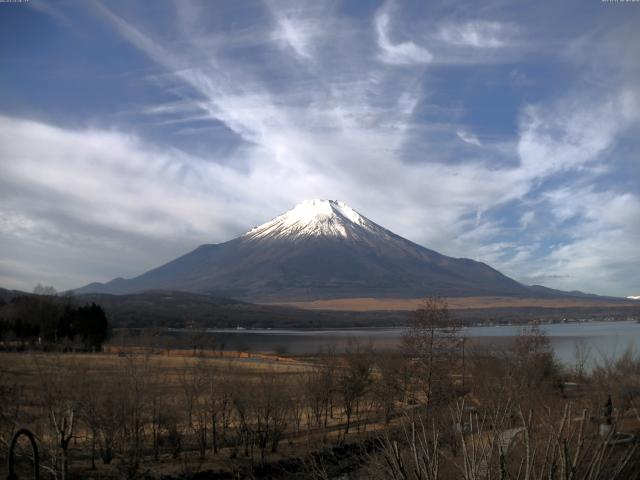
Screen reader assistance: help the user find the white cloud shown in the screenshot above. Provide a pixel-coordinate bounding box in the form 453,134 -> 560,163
518,89 -> 639,177
0,116 -> 250,240
2,1 -> 639,297
472,165 -> 640,296
520,211 -> 535,229
272,14 -> 317,60
437,21 -> 513,48
456,129 -> 482,146
539,189 -> 640,295
0,107 -> 527,290
374,5 -> 433,65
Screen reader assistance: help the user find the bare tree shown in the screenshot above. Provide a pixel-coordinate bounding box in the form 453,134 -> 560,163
306,368 -> 329,431
204,362 -> 231,455
180,360 -> 208,459
306,352 -> 338,432
510,323 -> 560,391
373,352 -> 405,424
339,345 -> 372,435
572,338 -> 592,381
33,284 -> 57,296
35,355 -> 82,480
118,353 -> 152,476
78,377 -> 108,468
229,376 -> 253,459
289,374 -> 307,435
148,364 -> 168,461
253,370 -> 289,462
403,297 -> 460,405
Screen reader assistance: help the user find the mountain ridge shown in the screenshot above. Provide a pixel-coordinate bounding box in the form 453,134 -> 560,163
74,200 -> 600,301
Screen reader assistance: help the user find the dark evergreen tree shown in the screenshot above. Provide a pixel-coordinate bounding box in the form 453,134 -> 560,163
0,295 -> 109,350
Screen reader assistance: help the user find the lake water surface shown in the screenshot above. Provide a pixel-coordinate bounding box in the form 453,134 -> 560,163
204,320 -> 640,367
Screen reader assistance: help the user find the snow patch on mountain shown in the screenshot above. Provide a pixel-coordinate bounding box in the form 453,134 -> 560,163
628,295 -> 640,300
243,199 -> 376,240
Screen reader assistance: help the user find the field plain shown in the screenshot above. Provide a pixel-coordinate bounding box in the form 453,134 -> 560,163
271,295 -> 639,311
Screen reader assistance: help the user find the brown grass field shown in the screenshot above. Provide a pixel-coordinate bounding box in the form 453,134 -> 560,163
269,295 -> 638,311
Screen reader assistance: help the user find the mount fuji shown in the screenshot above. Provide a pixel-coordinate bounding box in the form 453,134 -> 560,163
76,199 -> 537,300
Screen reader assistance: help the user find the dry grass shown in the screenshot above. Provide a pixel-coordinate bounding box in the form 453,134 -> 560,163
0,349 -> 398,479
0,350 -> 310,389
268,296 -> 636,311
4,334 -> 640,479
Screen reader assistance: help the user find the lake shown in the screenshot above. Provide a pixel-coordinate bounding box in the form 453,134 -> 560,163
203,320 -> 640,367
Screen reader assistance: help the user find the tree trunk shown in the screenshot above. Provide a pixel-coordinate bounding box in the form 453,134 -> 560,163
212,413 -> 218,454
60,440 -> 70,480
91,429 -> 96,470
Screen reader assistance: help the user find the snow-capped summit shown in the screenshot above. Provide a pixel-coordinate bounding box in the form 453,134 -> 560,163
243,199 -> 375,240
76,200 -> 535,300
628,295 -> 640,300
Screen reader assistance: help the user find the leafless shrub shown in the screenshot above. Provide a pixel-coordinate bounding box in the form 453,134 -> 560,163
0,371 -> 23,459
378,418 -> 440,480
34,355 -> 83,480
377,400 -> 640,480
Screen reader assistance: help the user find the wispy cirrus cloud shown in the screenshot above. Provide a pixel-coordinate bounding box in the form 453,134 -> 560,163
1,0 -> 639,296
271,11 -> 319,60
374,3 -> 433,65
436,21 -> 515,48
518,89 -> 639,177
456,129 -> 483,147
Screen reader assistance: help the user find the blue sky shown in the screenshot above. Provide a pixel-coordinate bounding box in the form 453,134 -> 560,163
0,0 -> 639,296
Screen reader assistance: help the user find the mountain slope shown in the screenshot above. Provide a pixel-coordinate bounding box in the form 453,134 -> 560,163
75,199 -> 536,300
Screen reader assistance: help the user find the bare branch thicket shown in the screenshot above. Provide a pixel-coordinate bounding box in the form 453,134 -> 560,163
305,368 -> 329,432
77,371 -> 121,468
204,361 -> 233,455
378,417 -> 441,480
116,352 -> 153,477
403,297 -> 461,406
289,373 -> 307,436
372,353 -> 406,425
591,345 -> 640,420
468,323 -> 564,415
229,372 -> 253,459
572,339 -> 592,382
0,370 -> 23,458
253,370 -> 290,462
180,359 -> 209,459
305,352 -> 338,434
147,362 -> 169,462
376,400 -> 640,480
339,344 -> 373,435
510,323 -> 561,392
34,354 -> 84,480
